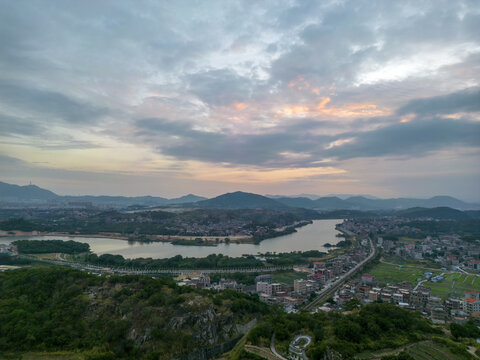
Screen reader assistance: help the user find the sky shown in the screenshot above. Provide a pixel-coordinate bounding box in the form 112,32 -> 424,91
0,0 -> 479,200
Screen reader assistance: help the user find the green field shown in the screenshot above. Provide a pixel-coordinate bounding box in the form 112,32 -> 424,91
382,255 -> 442,269
357,340 -> 473,360
272,270 -> 307,284
369,262 -> 480,299
405,341 -> 473,360
426,272 -> 480,299
369,262 -> 438,287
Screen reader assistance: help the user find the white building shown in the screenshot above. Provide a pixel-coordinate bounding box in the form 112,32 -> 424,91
294,279 -> 307,294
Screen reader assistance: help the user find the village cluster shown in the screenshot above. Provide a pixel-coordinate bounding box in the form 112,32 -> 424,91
176,217 -> 480,322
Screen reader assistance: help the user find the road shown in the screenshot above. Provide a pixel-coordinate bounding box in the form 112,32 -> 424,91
270,334 -> 288,360
289,334 -> 312,360
304,237 -> 377,311
413,272 -> 446,291
17,254 -> 306,274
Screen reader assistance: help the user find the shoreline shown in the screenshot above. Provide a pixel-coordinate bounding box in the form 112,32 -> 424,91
0,219 -> 337,249
1,232 -> 253,245
0,220 -> 317,246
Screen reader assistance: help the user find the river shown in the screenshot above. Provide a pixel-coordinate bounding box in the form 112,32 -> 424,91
0,219 -> 343,259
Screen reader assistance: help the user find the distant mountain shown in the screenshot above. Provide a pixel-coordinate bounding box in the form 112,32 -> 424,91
314,196 -> 350,209
395,207 -> 472,220
1,180 -> 479,211
62,195 -> 169,207
465,210 -> 480,220
267,193 -> 379,200
326,194 -> 379,200
0,181 -> 205,208
273,197 -> 317,208
266,193 -> 321,200
0,181 -> 58,201
275,195 -> 480,211
419,196 -> 475,209
166,194 -> 207,204
194,191 -> 289,210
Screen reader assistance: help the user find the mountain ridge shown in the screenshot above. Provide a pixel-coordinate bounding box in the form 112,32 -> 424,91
275,194 -> 480,211
1,180 -> 478,210
0,181 -> 205,207
193,191 -> 290,210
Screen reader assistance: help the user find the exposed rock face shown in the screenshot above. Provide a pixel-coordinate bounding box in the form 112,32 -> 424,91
80,281 -> 263,359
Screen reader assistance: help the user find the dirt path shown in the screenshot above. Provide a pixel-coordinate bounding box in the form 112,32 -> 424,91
244,345 -> 283,360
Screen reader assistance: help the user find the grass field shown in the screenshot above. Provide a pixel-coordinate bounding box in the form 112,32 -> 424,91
383,255 -> 443,269
369,262 -> 480,299
28,253 -> 61,260
273,270 -> 307,284
369,262 -> 438,286
357,340 -> 472,360
405,341 -> 472,360
426,272 -> 480,299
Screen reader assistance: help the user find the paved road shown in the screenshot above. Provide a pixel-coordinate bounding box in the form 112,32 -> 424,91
289,334 -> 312,360
270,334 -> 288,360
18,254 -> 305,274
304,237 -> 377,311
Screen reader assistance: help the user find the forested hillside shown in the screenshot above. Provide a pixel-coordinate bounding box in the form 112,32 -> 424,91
0,267 -> 269,359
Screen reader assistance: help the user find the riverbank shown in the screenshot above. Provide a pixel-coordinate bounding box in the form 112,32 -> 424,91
1,220 -> 343,259
0,220 -> 314,246
1,231 -> 252,244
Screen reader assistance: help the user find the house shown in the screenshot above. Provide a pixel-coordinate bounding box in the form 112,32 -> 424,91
294,279 -> 307,294
463,291 -> 480,316
467,260 -> 480,271
361,273 -> 376,286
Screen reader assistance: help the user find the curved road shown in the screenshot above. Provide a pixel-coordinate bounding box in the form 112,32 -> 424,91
270,334 -> 288,360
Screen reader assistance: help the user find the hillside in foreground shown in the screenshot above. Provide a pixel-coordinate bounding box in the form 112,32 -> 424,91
0,267 -> 269,359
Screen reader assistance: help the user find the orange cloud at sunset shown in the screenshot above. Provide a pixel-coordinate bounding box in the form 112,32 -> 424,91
283,105 -> 309,115
234,102 -> 248,110
288,75 -> 311,90
316,97 -> 331,109
187,164 -> 347,184
279,97 -> 389,119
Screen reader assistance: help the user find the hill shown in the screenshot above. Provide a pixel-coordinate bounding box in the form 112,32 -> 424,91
0,180 -> 205,208
1,180 -> 478,210
0,181 -> 59,201
275,194 -> 480,211
167,193 -> 206,204
195,191 -> 290,210
0,267 -> 269,359
395,206 -> 472,220
273,196 -> 317,208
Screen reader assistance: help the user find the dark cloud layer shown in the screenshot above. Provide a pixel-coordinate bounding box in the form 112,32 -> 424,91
135,114 -> 480,166
397,87 -> 480,116
327,118 -> 480,160
0,81 -> 108,124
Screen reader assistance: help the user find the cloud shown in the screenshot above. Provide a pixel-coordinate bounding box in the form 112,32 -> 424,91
135,116 -> 480,166
0,81 -> 108,124
186,69 -> 254,106
397,87 -> 480,116
0,1 -> 479,199
326,118 -> 480,160
0,113 -> 46,136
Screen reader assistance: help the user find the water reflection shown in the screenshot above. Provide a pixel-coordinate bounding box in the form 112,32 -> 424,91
0,219 -> 342,259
